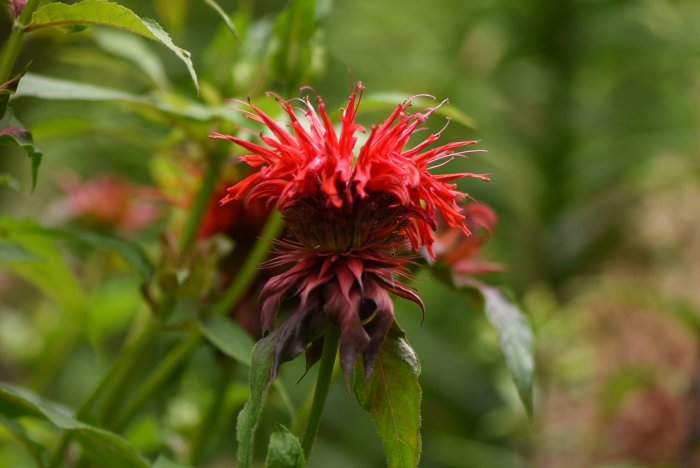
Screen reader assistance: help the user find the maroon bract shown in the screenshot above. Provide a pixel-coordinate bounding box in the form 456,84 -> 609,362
211,83 -> 487,379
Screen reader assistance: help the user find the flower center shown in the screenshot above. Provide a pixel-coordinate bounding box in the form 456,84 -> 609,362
283,192 -> 408,253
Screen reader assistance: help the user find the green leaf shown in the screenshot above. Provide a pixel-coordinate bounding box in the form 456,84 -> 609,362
152,455 -> 193,468
13,74 -> 230,122
0,109 -> 42,190
236,330 -> 281,468
203,0 -> 238,39
481,287 -> 534,418
46,227 -> 155,282
0,217 -> 85,312
354,328 -> 422,468
93,28 -> 172,91
198,314 -> 255,366
27,0 -> 199,92
360,93 -> 477,129
0,385 -> 148,468
0,416 -> 46,468
0,173 -> 21,191
0,239 -> 41,262
267,0 -> 320,89
264,424 -> 305,468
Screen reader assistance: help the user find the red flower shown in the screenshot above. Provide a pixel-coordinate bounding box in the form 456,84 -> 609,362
211,83 -> 487,378
53,172 -> 162,232
434,202 -> 504,278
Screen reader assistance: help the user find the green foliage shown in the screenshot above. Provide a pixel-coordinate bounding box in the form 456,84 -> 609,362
14,74 -> 220,121
27,0 -> 199,92
267,0 -> 323,90
236,330 -> 281,468
0,217 -> 85,312
198,314 -> 255,366
0,385 -> 149,468
354,328 -> 422,468
0,109 -> 42,190
481,287 -> 534,418
264,425 -> 305,468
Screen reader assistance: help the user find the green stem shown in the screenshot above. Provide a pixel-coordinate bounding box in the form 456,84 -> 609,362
178,150 -> 225,253
189,361 -> 236,465
212,210 -> 283,316
46,319 -> 159,468
0,0 -> 42,83
109,330 -> 202,431
301,327 -> 340,461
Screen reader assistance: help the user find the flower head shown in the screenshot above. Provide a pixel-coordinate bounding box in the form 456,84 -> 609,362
212,83 -> 487,379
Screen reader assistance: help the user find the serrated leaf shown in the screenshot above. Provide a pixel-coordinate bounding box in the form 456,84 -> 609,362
354,328 -> 422,468
203,0 -> 238,39
236,330 -> 281,468
27,0 -> 198,92
360,93 -> 477,129
481,286 -> 534,417
264,424 -> 305,468
0,384 -> 149,468
198,314 -> 255,366
0,109 -> 42,190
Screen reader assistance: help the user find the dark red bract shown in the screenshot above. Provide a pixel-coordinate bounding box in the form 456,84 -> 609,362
211,83 -> 487,378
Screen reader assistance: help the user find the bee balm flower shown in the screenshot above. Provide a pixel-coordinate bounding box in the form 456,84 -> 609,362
211,83 -> 487,379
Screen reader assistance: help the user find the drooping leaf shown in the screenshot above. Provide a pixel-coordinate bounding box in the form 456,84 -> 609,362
203,0 -> 238,39
198,314 -> 255,366
480,286 -> 534,418
0,385 -> 148,468
27,0 -> 198,92
236,330 -> 281,468
0,109 -> 42,190
354,328 -> 422,468
13,74 -> 230,122
264,424 -> 305,468
360,92 -> 477,129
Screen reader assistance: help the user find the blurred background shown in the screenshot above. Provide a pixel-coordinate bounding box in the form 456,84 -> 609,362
2,0 -> 700,466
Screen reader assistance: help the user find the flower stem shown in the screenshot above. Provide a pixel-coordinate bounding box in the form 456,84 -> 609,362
301,327 -> 340,461
212,210 -> 283,316
178,150 -> 225,253
0,0 -> 41,83
109,329 -> 202,431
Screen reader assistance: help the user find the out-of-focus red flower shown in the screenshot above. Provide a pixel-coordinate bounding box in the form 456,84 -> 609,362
433,202 -> 503,278
54,173 -> 162,232
212,83 -> 487,378
198,185 -> 270,244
